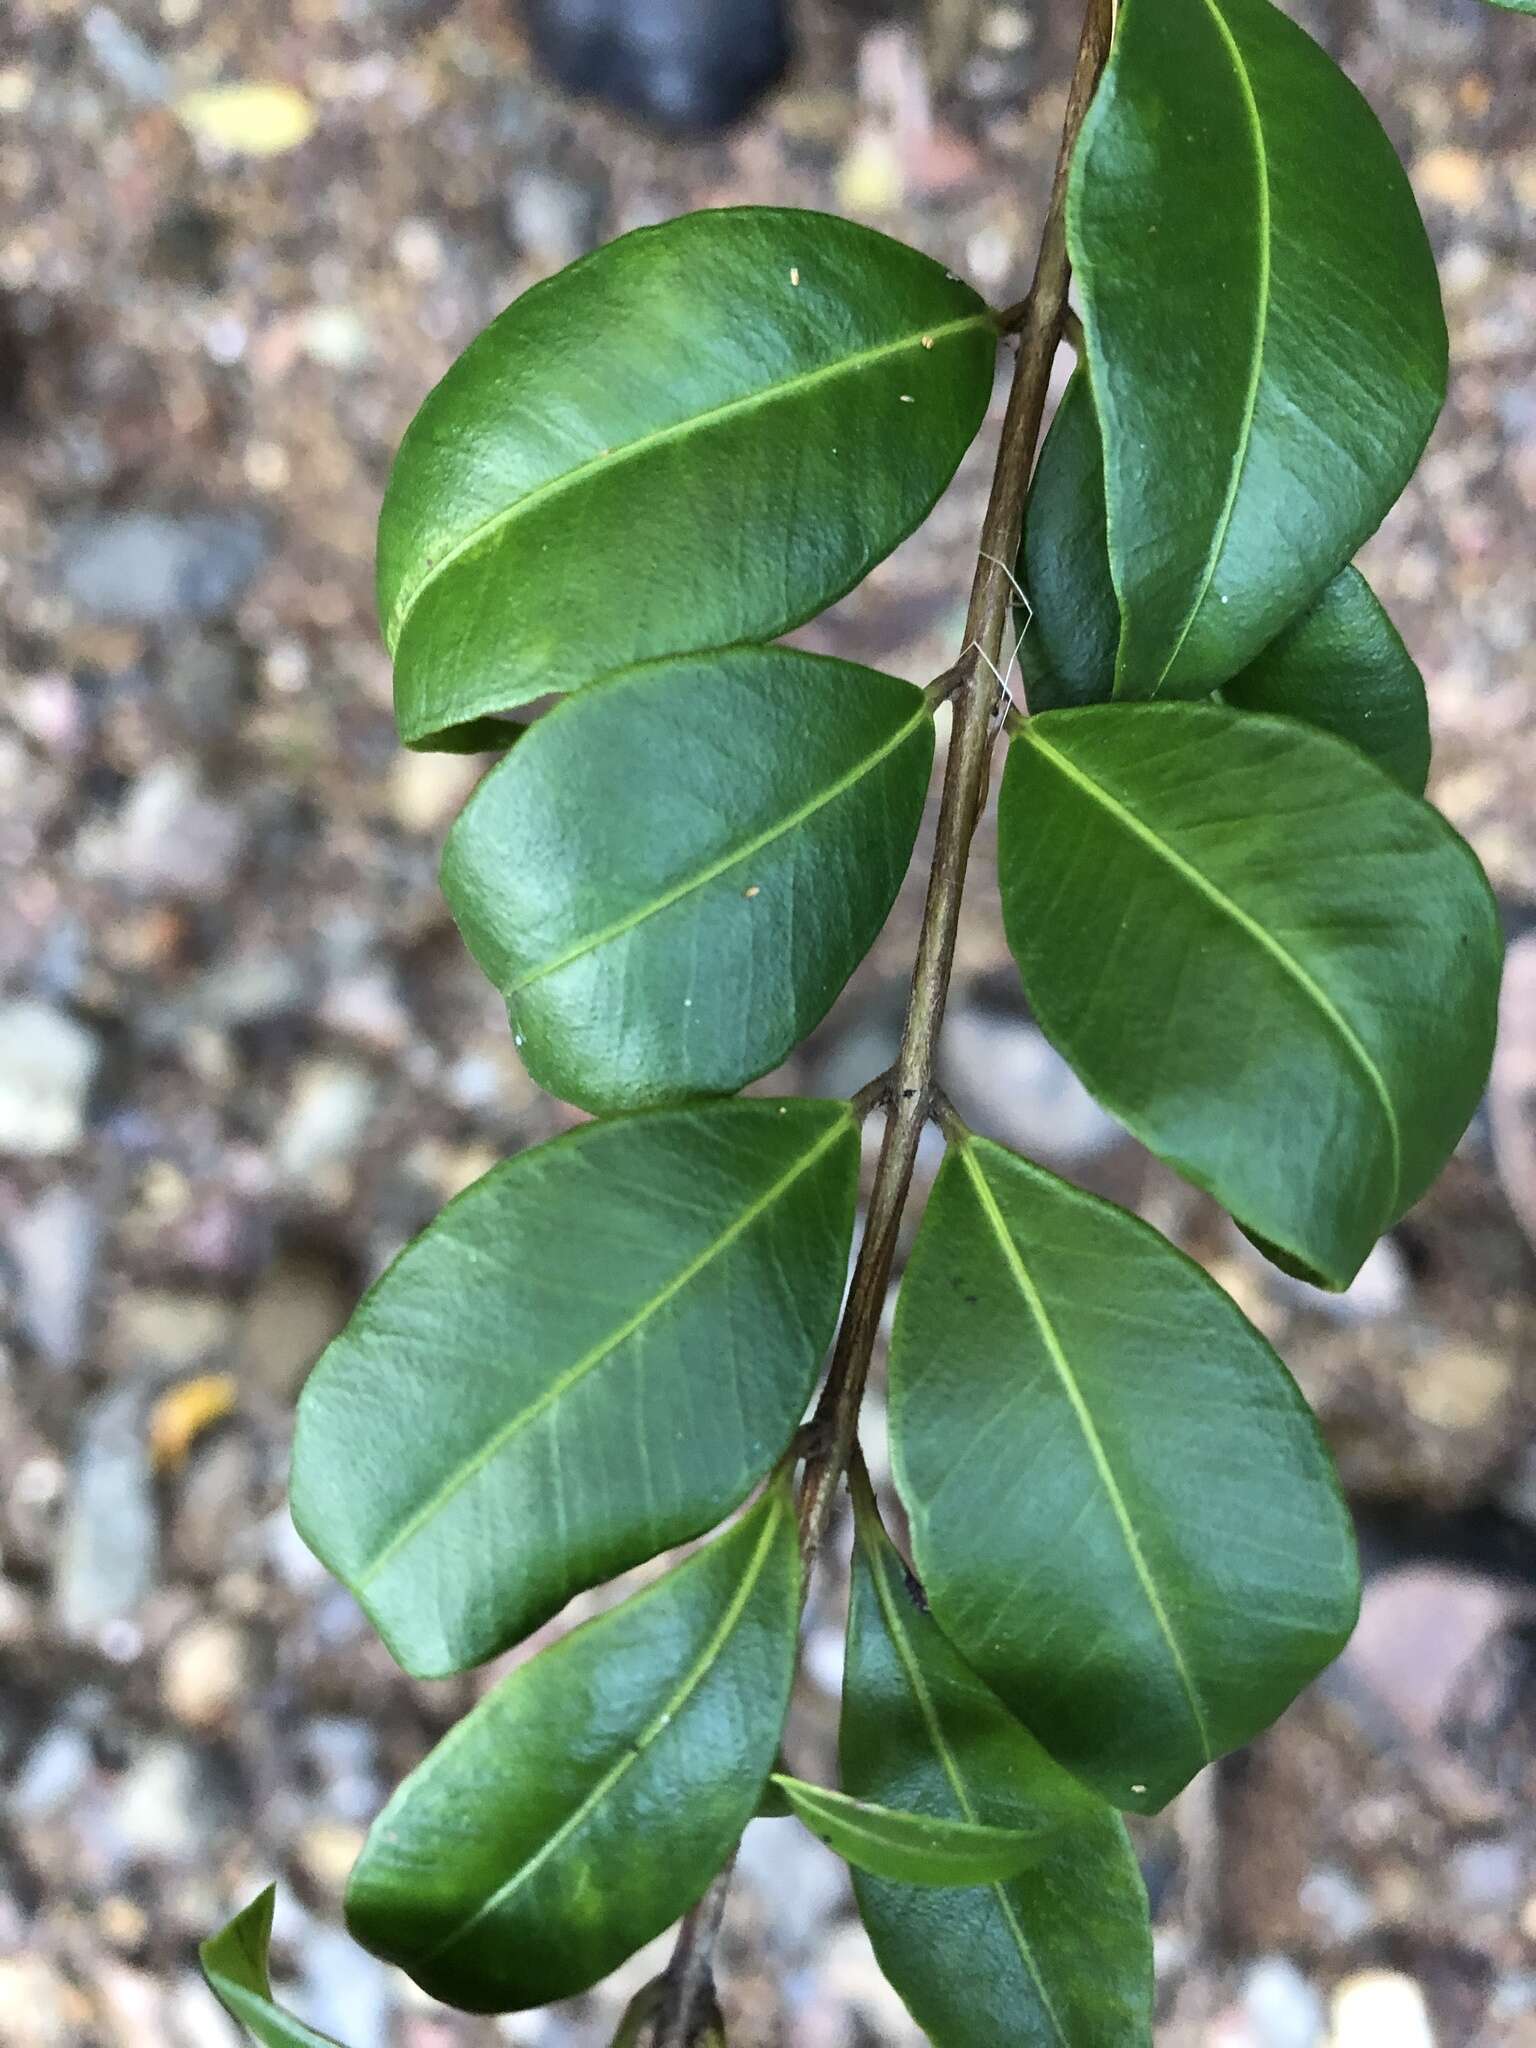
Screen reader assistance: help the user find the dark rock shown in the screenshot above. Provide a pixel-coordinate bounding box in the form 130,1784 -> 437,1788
523,0 -> 791,132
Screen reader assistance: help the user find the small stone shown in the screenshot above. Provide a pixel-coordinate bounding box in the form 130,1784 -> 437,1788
1298,1866 -> 1375,1944
54,1387 -> 158,1643
274,1060 -> 379,1188
735,1816 -> 849,1959
169,1429 -> 263,1578
0,1001 -> 101,1157
1329,1971 -> 1435,2048
293,1923 -> 393,2048
92,760 -> 248,900
1400,1341 -> 1511,1432
1449,1838 -> 1523,1914
160,1616 -> 252,1730
295,1818 -> 368,1898
1243,1955 -> 1326,2048
107,1739 -> 212,1864
389,748 -> 486,835
939,1004 -> 1123,1163
1344,1566 -> 1521,1741
504,167 -> 606,267
106,1289 -> 235,1373
1414,146 -> 1488,211
175,83 -> 318,157
1265,1235 -> 1409,1325
237,1250 -> 351,1403
59,510 -> 267,625
12,1720 -> 94,1822
5,1183 -> 100,1367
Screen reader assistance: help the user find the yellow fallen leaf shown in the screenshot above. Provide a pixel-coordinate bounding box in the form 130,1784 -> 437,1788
150,1372 -> 238,1473
175,83 -> 317,158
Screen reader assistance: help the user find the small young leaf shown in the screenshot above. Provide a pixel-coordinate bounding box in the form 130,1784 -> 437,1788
842,1497 -> 1153,2044
200,1888 -> 347,2048
292,1099 -> 856,1676
888,1133 -> 1359,1810
346,1484 -> 801,2013
770,1774 -> 1048,1886
378,206 -> 996,747
1219,567 -> 1431,795
1069,0 -> 1446,696
442,647 -> 934,1113
1020,376 -> 1432,790
999,704 -> 1500,1287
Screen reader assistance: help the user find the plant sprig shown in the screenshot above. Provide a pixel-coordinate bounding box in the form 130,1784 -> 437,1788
204,0 -> 1515,2038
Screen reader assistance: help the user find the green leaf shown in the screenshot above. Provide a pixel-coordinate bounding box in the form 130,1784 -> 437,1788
442,647 -> 933,1113
1219,567 -> 1431,795
842,1495 -> 1153,2044
378,206 -> 996,748
1069,0 -> 1446,697
346,1485 -> 801,2014
770,1774 -> 1048,1886
1016,372 -> 1118,714
1481,0 -> 1535,12
888,1132 -> 1359,1810
200,1889 -> 347,2048
292,1098 -> 856,1676
999,704 -> 1500,1287
1020,376 -> 1432,791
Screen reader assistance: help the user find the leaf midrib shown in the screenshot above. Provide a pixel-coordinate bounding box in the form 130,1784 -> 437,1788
353,1112 -> 849,1592
956,1140 -> 1216,1768
422,1496 -> 786,1963
386,310 -> 991,653
777,1777 -> 1034,1879
863,1538 -> 1067,2045
1023,722 -> 1404,1206
507,701 -> 932,996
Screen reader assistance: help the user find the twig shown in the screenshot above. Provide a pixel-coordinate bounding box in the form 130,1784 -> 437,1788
652,4 -> 1114,2034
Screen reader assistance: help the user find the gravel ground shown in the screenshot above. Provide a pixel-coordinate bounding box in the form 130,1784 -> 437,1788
1,0 -> 1535,2043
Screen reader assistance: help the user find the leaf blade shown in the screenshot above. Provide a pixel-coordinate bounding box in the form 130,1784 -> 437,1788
1020,375 -> 1433,790
378,208 -> 995,747
1000,703 -> 1500,1285
770,1774 -> 1048,1886
442,648 -> 933,1112
1069,0 -> 1446,696
842,1501 -> 1153,2045
292,1099 -> 857,1676
888,1135 -> 1360,1810
200,1889 -> 348,2048
346,1487 -> 801,2013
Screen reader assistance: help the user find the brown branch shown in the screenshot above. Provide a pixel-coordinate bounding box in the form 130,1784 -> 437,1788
653,4 -> 1114,2036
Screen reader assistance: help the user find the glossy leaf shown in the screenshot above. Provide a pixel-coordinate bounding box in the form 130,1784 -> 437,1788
292,1099 -> 856,1676
1220,568 -> 1431,795
770,1774 -> 1047,1886
443,647 -> 933,1113
1000,704 -> 1500,1286
201,1889 -> 347,2048
347,1485 -> 800,2013
842,1495 -> 1153,2043
1016,372 -> 1118,713
378,206 -> 996,747
1069,0 -> 1446,697
888,1133 -> 1359,1810
1021,377 -> 1432,790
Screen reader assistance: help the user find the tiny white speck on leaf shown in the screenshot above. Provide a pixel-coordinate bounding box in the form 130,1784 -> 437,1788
920,334 -> 935,349
1131,1782 -> 1147,1795
899,394 -> 914,403
743,885 -> 760,899
789,266 -> 800,286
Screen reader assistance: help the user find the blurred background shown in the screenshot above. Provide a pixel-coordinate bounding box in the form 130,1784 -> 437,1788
1,0 -> 1534,2042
